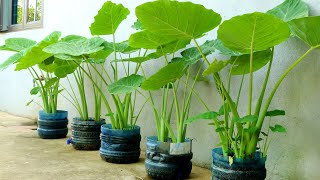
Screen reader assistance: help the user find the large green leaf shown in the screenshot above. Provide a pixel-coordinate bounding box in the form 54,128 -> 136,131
267,0 -> 309,22
203,59 -> 229,76
141,61 -> 186,90
43,37 -> 105,56
288,16 -> 320,47
129,30 -> 172,49
15,31 -> 61,71
0,50 -> 25,71
90,1 -> 130,35
3,38 -> 36,51
136,0 -> 221,41
185,111 -> 219,124
229,49 -> 272,75
107,74 -> 145,94
181,40 -> 215,65
218,12 -> 290,53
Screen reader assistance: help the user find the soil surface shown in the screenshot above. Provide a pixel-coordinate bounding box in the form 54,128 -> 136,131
0,112 -> 211,180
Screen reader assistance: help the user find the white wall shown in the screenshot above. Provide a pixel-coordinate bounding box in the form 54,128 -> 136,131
1,0 -> 320,179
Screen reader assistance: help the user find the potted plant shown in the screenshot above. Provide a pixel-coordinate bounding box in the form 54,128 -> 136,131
0,32 -> 69,139
44,1 -> 148,162
128,0 -> 220,179
42,35 -> 108,150
185,0 -> 320,179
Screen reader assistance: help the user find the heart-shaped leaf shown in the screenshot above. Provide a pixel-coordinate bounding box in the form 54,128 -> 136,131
30,87 -> 41,95
136,0 -> 221,41
288,16 -> 320,47
15,31 -> 62,71
107,74 -> 145,94
229,49 -> 272,75
3,38 -> 36,52
218,12 -> 290,53
43,37 -> 105,56
141,61 -> 186,90
267,0 -> 309,22
90,1 -> 130,35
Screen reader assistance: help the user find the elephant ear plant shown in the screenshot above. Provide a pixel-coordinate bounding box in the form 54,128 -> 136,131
0,32 -> 70,139
186,0 -> 319,179
128,0 -> 222,179
43,35 -> 109,150
43,1 -> 148,162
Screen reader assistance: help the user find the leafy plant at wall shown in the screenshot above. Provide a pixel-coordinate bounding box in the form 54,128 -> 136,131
186,0 -> 320,160
43,1 -> 148,129
0,32 -> 63,113
128,0 -> 221,143
43,35 -> 108,121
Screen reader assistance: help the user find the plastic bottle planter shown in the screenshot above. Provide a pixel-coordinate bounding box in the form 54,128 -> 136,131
99,124 -> 141,164
37,110 -> 68,139
69,118 -> 105,150
145,136 -> 193,180
211,148 -> 267,180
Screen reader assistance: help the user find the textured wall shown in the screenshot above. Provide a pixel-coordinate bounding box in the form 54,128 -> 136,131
0,0 -> 320,179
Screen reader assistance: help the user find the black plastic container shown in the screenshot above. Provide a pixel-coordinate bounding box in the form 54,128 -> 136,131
99,124 -> 141,164
37,110 -> 68,139
70,118 -> 105,150
145,136 -> 193,180
211,148 -> 267,180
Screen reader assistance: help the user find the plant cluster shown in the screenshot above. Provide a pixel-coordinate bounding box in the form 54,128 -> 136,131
0,0 -> 319,160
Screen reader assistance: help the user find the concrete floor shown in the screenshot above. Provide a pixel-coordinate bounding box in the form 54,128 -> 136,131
0,112 -> 211,180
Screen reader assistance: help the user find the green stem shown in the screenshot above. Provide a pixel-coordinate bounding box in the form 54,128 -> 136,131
254,48 -> 274,118
246,47 -> 316,156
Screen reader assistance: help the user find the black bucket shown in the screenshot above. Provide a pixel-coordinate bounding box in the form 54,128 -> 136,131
145,136 -> 193,180
37,110 -> 68,139
99,124 -> 141,164
211,148 -> 267,180
70,118 -> 105,150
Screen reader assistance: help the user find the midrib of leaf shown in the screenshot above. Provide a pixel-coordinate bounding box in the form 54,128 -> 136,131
248,15 -> 258,115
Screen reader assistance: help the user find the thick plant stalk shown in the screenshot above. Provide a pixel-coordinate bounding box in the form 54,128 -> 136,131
246,47 -> 317,155
254,48 -> 274,118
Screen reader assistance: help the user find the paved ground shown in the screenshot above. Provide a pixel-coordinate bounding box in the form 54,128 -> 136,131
0,112 -> 211,180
